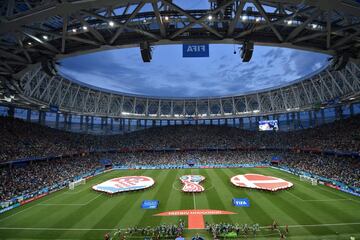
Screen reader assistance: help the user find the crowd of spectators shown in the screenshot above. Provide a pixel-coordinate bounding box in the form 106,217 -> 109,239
1,115 -> 360,202
281,152 -> 360,188
0,155 -> 102,202
1,150 -> 359,202
1,115 -> 360,162
110,151 -> 270,167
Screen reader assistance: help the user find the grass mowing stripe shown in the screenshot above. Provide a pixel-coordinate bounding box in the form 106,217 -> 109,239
56,169 -> 148,239
173,169 -> 190,225
222,168 -> 276,225
268,168 -> 349,200
267,168 -> 360,235
191,169 -> 213,221
0,205 -> 38,224
77,169 -> 153,239
268,169 -> 334,201
179,169 -> 197,213
138,169 -> 180,226
257,169 -> 341,236
203,168 -> 239,224
229,168 -> 319,236
115,169 -> 168,227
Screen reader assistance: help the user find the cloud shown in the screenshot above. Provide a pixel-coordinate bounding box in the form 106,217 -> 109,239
58,45 -> 329,97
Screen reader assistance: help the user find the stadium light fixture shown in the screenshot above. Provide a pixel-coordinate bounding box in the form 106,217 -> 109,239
42,35 -> 48,40
208,15 -> 213,20
82,26 -> 88,30
255,17 -> 261,22
72,28 -> 77,33
164,16 -> 169,21
4,95 -> 14,102
241,15 -> 248,21
143,19 -> 147,23
287,20 -> 293,25
109,21 -> 115,27
27,42 -> 32,46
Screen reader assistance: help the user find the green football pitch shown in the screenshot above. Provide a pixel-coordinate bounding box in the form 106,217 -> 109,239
0,167 -> 359,240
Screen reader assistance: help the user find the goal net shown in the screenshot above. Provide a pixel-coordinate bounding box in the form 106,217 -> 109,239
300,175 -> 318,185
69,178 -> 86,190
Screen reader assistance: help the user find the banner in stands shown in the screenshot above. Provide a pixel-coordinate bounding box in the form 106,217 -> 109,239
92,176 -> 155,194
183,44 -> 209,57
232,198 -> 250,207
99,159 -> 112,166
20,193 -> 48,205
0,203 -> 20,214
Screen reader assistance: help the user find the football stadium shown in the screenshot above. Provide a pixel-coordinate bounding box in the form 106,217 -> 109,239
1,0 -> 360,239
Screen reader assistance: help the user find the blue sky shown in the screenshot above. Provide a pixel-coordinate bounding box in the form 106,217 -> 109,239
58,44 -> 329,97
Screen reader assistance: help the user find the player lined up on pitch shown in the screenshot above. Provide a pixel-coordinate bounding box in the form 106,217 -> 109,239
206,220 -> 290,239
110,221 -> 185,239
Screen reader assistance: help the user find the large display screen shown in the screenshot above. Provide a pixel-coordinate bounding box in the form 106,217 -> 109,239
258,120 -> 279,131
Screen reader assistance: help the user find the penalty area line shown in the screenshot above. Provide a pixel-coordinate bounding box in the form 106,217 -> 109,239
0,194 -> 103,222
285,191 -> 354,202
38,193 -> 103,206
0,205 -> 38,223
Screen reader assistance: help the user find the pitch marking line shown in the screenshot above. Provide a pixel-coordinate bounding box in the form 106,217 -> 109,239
286,190 -> 353,202
1,222 -> 360,231
0,194 -> 103,222
39,193 -> 102,206
192,192 -> 197,209
278,171 -> 351,200
0,205 -> 38,223
63,187 -> 91,195
276,171 -> 356,201
285,190 -> 304,201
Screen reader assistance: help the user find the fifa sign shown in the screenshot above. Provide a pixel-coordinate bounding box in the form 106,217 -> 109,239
232,198 -> 250,207
183,44 -> 209,57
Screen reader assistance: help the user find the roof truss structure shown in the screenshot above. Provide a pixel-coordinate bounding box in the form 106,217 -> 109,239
0,0 -> 360,119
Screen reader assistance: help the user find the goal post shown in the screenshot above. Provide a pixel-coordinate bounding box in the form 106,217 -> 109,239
311,178 -> 318,186
69,178 -> 86,190
300,175 -> 318,185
